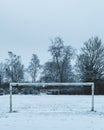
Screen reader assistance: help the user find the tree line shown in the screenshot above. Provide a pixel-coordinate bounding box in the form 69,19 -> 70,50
0,36 -> 104,94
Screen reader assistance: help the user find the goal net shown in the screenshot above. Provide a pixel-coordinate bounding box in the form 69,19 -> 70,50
9,82 -> 94,112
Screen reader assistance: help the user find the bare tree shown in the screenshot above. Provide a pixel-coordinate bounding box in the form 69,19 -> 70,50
40,61 -> 59,82
76,37 -> 104,82
5,52 -> 24,82
0,63 -> 5,83
48,37 -> 74,82
28,54 -> 41,82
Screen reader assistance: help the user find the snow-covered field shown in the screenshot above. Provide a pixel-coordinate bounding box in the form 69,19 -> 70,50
0,95 -> 104,130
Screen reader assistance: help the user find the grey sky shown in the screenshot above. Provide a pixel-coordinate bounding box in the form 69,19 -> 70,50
0,0 -> 104,66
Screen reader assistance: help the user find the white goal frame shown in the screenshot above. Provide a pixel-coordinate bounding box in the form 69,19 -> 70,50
9,82 -> 94,113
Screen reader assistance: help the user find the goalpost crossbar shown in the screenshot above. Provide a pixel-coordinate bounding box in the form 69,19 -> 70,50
9,82 -> 94,112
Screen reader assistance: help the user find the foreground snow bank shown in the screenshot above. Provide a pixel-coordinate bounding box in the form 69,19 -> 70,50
0,95 -> 104,130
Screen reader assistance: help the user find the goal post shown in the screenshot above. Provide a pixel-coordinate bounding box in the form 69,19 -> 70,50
9,82 -> 94,113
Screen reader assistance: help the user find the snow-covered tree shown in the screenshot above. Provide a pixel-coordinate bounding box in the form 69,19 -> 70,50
40,61 -> 59,82
28,54 -> 41,82
0,63 -> 5,83
41,37 -> 75,82
76,37 -> 104,82
5,52 -> 24,82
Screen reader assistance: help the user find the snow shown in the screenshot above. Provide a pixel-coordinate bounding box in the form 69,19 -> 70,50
0,95 -> 104,130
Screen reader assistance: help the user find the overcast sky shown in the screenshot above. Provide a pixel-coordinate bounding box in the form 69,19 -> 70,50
0,0 -> 104,66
